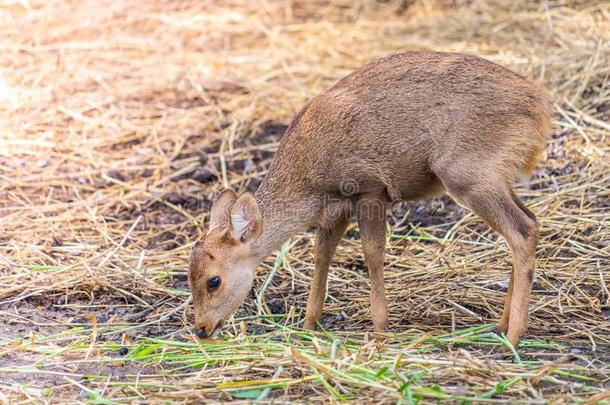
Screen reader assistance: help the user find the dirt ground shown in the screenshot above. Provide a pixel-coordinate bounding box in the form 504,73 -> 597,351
1,0 -> 609,403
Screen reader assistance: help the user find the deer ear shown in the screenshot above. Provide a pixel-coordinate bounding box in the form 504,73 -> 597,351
209,189 -> 237,232
230,193 -> 262,243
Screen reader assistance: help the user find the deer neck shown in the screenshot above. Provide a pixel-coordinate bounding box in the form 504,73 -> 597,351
252,180 -> 319,261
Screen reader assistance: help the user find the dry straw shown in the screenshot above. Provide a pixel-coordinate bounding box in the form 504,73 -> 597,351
0,0 -> 609,402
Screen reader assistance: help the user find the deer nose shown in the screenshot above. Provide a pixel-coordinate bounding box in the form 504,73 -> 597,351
195,327 -> 208,338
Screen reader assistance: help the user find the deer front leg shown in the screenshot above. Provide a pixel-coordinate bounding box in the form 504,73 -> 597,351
304,216 -> 350,330
357,196 -> 388,333
496,266 -> 514,334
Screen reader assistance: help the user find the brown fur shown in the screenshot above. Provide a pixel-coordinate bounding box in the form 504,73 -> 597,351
188,51 -> 552,346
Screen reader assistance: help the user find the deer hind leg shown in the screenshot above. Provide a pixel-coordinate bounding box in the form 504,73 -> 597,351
439,177 -> 538,347
304,215 -> 350,330
357,194 -> 389,333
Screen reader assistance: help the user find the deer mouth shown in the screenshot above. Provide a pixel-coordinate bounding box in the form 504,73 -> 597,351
209,320 -> 224,337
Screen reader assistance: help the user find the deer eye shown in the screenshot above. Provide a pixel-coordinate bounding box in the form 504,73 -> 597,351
207,276 -> 221,290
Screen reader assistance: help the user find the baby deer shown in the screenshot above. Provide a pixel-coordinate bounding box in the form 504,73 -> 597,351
188,51 -> 551,347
